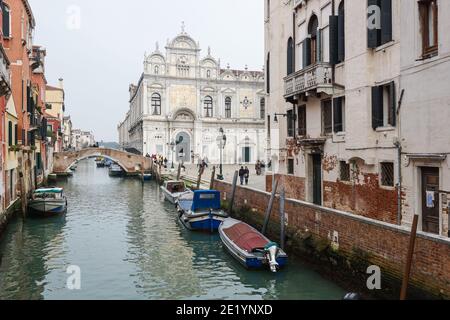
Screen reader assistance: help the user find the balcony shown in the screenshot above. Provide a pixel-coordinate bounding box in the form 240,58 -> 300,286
284,62 -> 336,101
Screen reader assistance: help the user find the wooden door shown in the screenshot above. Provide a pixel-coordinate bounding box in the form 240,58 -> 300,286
312,154 -> 322,206
421,167 -> 440,234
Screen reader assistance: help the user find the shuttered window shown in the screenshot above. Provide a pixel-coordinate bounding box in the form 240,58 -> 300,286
287,109 -> 294,137
329,16 -> 339,65
2,3 -> 10,38
14,124 -> 18,145
297,105 -> 306,137
372,82 -> 396,130
287,37 -> 294,75
368,0 -> 392,48
333,97 -> 345,133
8,121 -> 12,146
322,100 -> 333,135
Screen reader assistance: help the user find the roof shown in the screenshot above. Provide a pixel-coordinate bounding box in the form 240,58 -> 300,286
22,0 -> 36,28
46,85 -> 64,91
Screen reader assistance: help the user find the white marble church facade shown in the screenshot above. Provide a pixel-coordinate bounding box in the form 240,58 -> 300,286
118,29 -> 266,165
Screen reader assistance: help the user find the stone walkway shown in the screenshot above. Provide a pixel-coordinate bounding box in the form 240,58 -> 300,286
162,164 -> 267,190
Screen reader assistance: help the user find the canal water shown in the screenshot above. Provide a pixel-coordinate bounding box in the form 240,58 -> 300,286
0,159 -> 345,300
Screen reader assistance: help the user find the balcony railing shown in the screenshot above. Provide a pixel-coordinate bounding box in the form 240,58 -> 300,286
284,62 -> 334,99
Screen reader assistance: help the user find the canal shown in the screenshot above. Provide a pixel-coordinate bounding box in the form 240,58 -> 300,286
0,159 -> 346,300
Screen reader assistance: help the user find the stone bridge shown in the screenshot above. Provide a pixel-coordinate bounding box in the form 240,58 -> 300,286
53,148 -> 153,174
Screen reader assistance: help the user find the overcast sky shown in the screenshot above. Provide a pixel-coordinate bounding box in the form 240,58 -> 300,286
28,0 -> 264,142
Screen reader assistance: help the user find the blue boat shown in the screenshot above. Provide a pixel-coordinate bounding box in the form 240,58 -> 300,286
219,218 -> 288,272
176,190 -> 229,232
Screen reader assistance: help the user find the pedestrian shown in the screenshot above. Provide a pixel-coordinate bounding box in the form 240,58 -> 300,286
244,166 -> 250,185
239,166 -> 245,185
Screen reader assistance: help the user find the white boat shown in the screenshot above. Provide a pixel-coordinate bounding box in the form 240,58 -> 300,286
28,188 -> 68,217
109,164 -> 124,177
160,180 -> 191,204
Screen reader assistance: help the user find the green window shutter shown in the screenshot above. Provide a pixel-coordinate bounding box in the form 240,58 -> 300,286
329,16 -> 339,65
8,121 -> 12,146
372,86 -> 384,130
381,0 -> 392,45
389,81 -> 396,127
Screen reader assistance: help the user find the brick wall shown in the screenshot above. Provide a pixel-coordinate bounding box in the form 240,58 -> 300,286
267,173 -> 398,224
215,180 -> 450,299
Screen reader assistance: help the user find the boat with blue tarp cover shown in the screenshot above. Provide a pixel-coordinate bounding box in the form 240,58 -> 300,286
176,190 -> 229,232
219,218 -> 288,272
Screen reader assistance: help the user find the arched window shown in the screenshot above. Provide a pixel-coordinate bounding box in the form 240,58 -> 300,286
206,70 -> 211,78
2,3 -> 10,38
225,97 -> 232,118
151,93 -> 161,115
154,65 -> 159,75
308,15 -> 319,64
287,37 -> 294,75
204,96 -> 213,118
260,98 -> 266,120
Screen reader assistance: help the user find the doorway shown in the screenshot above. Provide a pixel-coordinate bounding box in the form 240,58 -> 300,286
421,167 -> 440,234
243,147 -> 251,163
312,154 -> 322,206
175,132 -> 191,163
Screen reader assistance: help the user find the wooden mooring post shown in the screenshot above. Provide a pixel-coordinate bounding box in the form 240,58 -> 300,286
262,178 -> 278,236
210,166 -> 216,190
177,163 -> 182,181
196,168 -> 203,190
400,214 -> 419,300
279,188 -> 286,251
228,171 -> 239,216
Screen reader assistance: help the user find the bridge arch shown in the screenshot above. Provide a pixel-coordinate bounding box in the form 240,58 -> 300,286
53,148 -> 153,175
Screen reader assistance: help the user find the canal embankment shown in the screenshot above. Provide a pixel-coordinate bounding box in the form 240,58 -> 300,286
213,180 -> 450,300
0,199 -> 21,240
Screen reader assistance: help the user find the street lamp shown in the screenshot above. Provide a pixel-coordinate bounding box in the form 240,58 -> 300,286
216,128 -> 227,180
169,140 -> 176,169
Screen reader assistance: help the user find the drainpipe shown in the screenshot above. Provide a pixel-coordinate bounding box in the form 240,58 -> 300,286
396,89 -> 405,225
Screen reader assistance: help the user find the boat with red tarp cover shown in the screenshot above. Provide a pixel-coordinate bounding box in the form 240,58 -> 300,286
219,218 -> 287,272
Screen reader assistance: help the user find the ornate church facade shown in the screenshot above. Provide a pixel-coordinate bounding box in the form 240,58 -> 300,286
118,28 -> 266,165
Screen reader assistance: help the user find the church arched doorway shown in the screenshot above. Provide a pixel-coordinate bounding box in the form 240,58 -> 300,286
175,132 -> 191,163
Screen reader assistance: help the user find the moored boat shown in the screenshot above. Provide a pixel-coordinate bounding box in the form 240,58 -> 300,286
109,164 -> 124,177
28,188 -> 68,217
141,173 -> 153,182
219,218 -> 288,272
160,180 -> 191,204
176,190 -> 229,232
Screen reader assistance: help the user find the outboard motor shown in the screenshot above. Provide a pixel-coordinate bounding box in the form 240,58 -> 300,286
265,242 -> 279,273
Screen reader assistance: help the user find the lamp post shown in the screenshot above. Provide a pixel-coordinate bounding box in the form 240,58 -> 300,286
169,140 -> 176,169
216,128 -> 227,180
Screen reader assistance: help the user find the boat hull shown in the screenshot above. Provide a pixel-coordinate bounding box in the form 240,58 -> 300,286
160,187 -> 191,204
219,219 -> 288,270
28,199 -> 67,217
178,212 -> 228,232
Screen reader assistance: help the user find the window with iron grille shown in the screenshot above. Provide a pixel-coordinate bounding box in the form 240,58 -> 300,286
287,159 -> 294,175
340,161 -> 350,182
225,97 -> 232,118
297,105 -> 306,137
380,162 -> 394,187
287,109 -> 294,137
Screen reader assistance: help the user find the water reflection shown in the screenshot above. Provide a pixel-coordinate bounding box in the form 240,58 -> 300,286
0,159 -> 345,300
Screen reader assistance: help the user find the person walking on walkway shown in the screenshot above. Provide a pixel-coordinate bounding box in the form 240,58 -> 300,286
239,166 -> 245,185
244,166 -> 250,185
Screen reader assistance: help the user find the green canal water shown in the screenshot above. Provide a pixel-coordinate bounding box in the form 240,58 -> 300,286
0,159 -> 346,300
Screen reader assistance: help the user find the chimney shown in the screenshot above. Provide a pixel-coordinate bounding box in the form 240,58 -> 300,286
58,78 -> 64,89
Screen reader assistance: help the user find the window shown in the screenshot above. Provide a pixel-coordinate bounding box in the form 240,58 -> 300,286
154,65 -> 159,75
322,100 -> 333,135
287,37 -> 294,75
380,162 -> 394,187
204,96 -> 213,118
8,121 -> 12,146
2,3 -> 10,38
260,98 -> 265,120
287,109 -> 294,137
225,97 -> 232,118
340,161 -> 350,182
297,105 -> 306,136
14,124 -> 17,145
372,82 -> 396,130
303,15 -> 320,68
329,2 -> 345,64
207,70 -> 211,78
288,159 -> 295,175
368,0 -> 392,48
151,93 -> 161,115
419,0 -> 438,58
267,115 -> 271,139
333,96 -> 345,133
